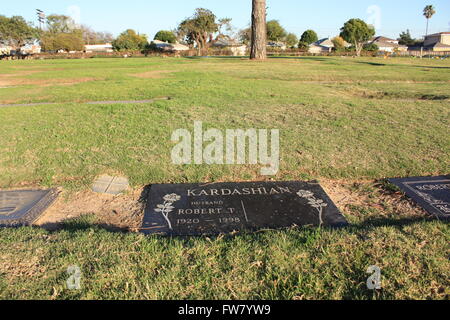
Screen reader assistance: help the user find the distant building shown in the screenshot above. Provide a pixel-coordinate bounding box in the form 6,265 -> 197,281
368,36 -> 407,52
0,45 -> 13,55
20,44 -> 41,54
267,42 -> 287,50
84,43 -> 114,53
212,38 -> 247,56
423,32 -> 450,51
308,38 -> 351,54
151,40 -> 189,52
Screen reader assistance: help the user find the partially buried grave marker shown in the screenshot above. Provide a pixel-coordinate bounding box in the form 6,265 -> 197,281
0,189 -> 59,227
389,175 -> 450,221
141,181 -> 348,236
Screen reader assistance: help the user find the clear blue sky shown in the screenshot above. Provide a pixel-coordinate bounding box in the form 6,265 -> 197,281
2,0 -> 450,40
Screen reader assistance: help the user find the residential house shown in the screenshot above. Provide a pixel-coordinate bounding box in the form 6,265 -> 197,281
308,38 -> 351,54
0,45 -> 13,55
20,44 -> 41,55
423,32 -> 450,51
84,43 -> 114,53
368,36 -> 407,52
267,42 -> 287,50
211,38 -> 247,56
151,40 -> 189,52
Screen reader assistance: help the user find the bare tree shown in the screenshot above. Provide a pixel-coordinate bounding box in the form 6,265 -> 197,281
250,0 -> 266,60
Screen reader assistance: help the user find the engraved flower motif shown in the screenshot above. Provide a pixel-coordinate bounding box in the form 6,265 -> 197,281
296,189 -> 326,226
163,193 -> 181,202
297,190 -> 314,198
156,193 -> 181,230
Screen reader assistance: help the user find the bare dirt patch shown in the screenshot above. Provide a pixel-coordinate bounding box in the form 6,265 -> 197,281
130,70 -> 174,79
35,189 -> 145,231
320,178 -> 428,220
0,73 -> 96,87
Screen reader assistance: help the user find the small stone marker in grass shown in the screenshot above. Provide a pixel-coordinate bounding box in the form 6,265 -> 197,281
0,189 -> 59,227
389,175 -> 450,221
140,181 -> 348,236
92,175 -> 129,195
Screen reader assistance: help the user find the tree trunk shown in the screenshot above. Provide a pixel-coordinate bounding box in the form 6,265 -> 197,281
250,0 -> 267,60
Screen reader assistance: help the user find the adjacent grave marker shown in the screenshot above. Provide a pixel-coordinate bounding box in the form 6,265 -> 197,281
389,175 -> 450,220
141,181 -> 348,236
92,175 -> 129,195
0,189 -> 59,227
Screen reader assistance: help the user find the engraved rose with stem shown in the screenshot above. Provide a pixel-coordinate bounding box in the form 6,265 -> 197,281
297,190 -> 327,226
154,193 -> 181,230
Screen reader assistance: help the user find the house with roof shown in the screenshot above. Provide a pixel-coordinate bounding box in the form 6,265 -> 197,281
212,38 -> 247,56
423,32 -> 450,51
84,43 -> 114,53
368,36 -> 407,52
267,42 -> 287,50
308,38 -> 351,54
151,40 -> 189,52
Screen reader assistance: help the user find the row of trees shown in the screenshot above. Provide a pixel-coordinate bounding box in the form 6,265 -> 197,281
0,14 -> 113,52
0,3 -> 438,57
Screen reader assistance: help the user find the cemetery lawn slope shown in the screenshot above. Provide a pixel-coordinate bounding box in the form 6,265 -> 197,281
0,56 -> 449,299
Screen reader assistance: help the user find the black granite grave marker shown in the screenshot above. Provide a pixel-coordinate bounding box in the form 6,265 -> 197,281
389,176 -> 450,220
141,181 -> 348,236
0,189 -> 59,227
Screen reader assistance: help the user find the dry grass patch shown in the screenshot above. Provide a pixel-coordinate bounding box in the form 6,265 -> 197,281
129,70 -> 174,79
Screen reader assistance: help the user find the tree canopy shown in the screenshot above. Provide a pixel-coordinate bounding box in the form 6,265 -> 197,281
0,15 -> 37,49
178,8 -> 219,54
266,20 -> 287,42
285,33 -> 298,47
300,29 -> 318,45
40,30 -> 84,52
112,29 -> 148,51
340,18 -> 375,56
398,30 -> 416,46
154,30 -> 177,44
39,14 -> 85,52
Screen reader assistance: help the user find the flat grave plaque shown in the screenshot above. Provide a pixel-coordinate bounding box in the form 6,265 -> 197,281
141,181 -> 348,236
389,175 -> 450,220
0,189 -> 59,227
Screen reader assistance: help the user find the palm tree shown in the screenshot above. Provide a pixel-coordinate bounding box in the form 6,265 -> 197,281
423,5 -> 436,37
250,0 -> 267,60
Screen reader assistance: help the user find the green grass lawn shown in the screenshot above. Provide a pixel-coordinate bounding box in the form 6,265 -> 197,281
0,56 -> 449,299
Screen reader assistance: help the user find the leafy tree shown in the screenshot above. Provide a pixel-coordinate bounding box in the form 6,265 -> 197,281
300,29 -> 318,45
363,43 -> 379,52
112,29 -> 148,51
331,36 -> 346,51
297,41 -> 309,51
40,30 -> 84,52
39,14 -> 86,52
46,15 -> 76,34
154,30 -> 177,44
340,18 -> 375,56
266,20 -> 287,42
217,18 -> 233,37
178,8 -> 219,55
0,15 -> 37,49
423,5 -> 436,37
398,30 -> 415,46
285,33 -> 298,48
238,27 -> 251,45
